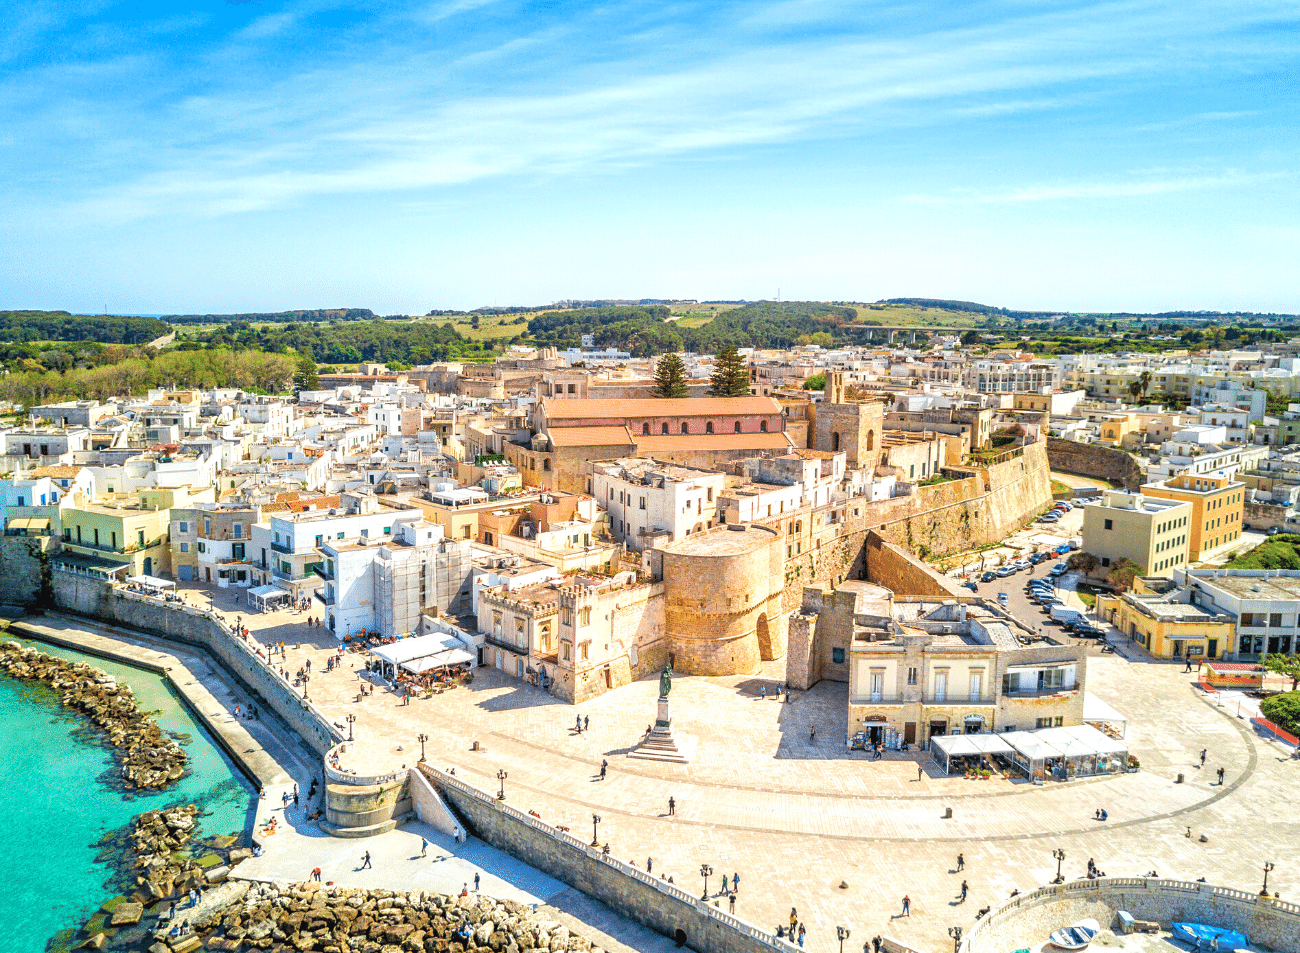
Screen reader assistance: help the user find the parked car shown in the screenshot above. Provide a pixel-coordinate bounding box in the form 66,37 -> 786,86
1055,544 -> 1071,555
1074,624 -> 1106,638
1029,581 -> 1055,592
998,592 -> 1008,606
1056,501 -> 1073,511
981,571 -> 996,583
996,566 -> 1015,577
1069,539 -> 1081,550
963,581 -> 978,592
1029,552 -> 1045,564
1049,562 -> 1068,575
1037,596 -> 1063,608
1039,514 -> 1060,523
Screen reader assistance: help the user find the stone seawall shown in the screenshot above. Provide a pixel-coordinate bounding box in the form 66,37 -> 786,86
51,572 -> 342,757
0,535 -> 52,606
1046,438 -> 1144,490
424,764 -> 784,953
963,878 -> 1300,953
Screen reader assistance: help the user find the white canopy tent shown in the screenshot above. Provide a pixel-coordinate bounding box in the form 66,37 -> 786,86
1083,692 -> 1128,737
127,574 -> 176,593
247,585 -> 291,612
1005,724 -> 1129,781
929,733 -> 1016,775
371,633 -> 473,681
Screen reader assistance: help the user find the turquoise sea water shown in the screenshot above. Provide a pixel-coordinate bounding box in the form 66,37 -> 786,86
1,638 -> 255,953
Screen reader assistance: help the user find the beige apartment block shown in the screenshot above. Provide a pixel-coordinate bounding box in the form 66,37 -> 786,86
1142,471 -> 1245,561
1081,490 -> 1193,578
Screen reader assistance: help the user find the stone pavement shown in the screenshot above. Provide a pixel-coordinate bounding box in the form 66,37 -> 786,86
168,582 -> 1300,953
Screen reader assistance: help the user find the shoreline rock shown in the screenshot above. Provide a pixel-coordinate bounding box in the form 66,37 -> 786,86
0,641 -> 187,790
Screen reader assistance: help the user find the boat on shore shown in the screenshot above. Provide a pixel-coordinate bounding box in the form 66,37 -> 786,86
1049,918 -> 1101,949
1172,922 -> 1249,950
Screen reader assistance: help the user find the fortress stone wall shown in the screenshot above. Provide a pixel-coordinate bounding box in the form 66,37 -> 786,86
1046,437 -> 1144,490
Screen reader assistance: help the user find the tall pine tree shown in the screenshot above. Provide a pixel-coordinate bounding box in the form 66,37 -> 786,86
293,355 -> 320,394
708,345 -> 750,397
652,353 -> 689,399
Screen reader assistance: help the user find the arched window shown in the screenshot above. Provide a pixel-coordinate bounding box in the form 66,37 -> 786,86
865,430 -> 874,451
760,420 -> 768,432
682,422 -> 690,434
734,421 -> 741,433
662,423 -> 669,435
706,421 -> 714,434
642,422 -> 650,435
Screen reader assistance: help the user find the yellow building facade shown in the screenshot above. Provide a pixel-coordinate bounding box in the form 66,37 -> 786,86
1097,578 -> 1234,661
61,503 -> 171,577
1142,472 -> 1245,561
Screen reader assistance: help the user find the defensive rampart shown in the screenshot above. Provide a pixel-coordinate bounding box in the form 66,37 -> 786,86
1046,438 -> 1143,490
422,763 -> 785,953
51,572 -> 342,757
963,878 -> 1300,953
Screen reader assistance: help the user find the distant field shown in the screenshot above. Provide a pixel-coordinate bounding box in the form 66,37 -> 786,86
855,303 -> 987,328
420,312 -> 530,342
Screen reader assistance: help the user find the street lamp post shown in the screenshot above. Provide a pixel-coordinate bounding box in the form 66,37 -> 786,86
948,926 -> 963,953
1261,862 -> 1275,897
345,713 -> 355,741
496,769 -> 508,800
837,926 -> 851,953
700,864 -> 713,900
591,813 -> 601,846
417,733 -> 428,762
1052,848 -> 1066,884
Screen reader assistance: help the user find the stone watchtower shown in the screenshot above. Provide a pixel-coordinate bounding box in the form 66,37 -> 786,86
812,371 -> 884,469
658,523 -> 786,676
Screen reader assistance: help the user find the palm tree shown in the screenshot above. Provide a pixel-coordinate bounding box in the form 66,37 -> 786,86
1139,370 -> 1152,396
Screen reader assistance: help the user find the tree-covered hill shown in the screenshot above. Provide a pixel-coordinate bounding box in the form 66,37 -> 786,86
163,308 -> 380,324
0,311 -> 169,344
190,319 -> 476,366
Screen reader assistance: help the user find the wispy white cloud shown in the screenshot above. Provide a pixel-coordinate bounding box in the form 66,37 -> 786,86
11,0 -> 1300,222
904,170 -> 1295,205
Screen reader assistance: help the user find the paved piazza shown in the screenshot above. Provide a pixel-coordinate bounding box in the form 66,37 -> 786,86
186,583 -> 1299,953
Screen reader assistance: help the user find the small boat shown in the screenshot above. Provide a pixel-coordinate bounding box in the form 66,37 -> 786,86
1049,918 -> 1101,950
1172,923 -> 1250,950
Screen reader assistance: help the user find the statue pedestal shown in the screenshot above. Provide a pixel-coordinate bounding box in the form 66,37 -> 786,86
629,694 -> 688,764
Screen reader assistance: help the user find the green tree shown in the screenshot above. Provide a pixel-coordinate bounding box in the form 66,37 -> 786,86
803,372 -> 827,391
293,355 -> 320,394
1106,558 -> 1144,592
1067,551 -> 1100,576
1128,380 -> 1143,402
1260,691 -> 1300,735
708,345 -> 750,397
1263,653 -> 1300,690
651,353 -> 689,399
1139,370 -> 1152,396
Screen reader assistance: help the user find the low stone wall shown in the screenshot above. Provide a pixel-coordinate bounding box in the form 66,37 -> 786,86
962,879 -> 1300,953
422,764 -> 784,953
865,532 -> 968,599
51,572 -> 342,757
1046,438 -> 1144,490
321,742 -> 413,838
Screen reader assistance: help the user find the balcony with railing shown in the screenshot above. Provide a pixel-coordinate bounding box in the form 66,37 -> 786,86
849,694 -> 907,706
924,693 -> 996,706
270,540 -> 295,555
271,565 -> 295,581
483,631 -> 529,655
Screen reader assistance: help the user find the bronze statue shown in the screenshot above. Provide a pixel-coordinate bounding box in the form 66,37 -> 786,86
659,663 -> 672,697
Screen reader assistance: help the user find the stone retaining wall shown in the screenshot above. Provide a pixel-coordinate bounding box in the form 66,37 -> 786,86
51,572 -> 342,756
962,878 -> 1300,953
1046,438 -> 1144,490
422,764 -> 785,953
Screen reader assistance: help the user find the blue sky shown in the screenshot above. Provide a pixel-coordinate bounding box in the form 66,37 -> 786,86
2,0 -> 1297,314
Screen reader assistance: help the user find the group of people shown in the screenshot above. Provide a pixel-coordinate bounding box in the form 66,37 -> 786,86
779,908 -> 807,947
232,702 -> 259,720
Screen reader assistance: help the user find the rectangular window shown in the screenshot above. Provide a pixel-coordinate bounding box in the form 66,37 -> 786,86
580,642 -> 589,661
832,647 -> 845,664
180,543 -> 188,553
933,671 -> 947,701
1104,518 -> 1113,530
907,667 -> 917,686
1271,613 -> 1283,627
179,521 -> 188,533
233,523 -> 243,539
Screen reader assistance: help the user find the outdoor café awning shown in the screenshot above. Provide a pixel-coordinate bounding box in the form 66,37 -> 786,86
399,648 -> 475,673
1083,692 -> 1128,736
371,631 -> 473,670
247,584 -> 291,607
931,734 -> 1016,758
128,574 -> 175,590
7,517 -> 51,532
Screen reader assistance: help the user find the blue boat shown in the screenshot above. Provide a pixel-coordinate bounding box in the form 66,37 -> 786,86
1172,923 -> 1249,951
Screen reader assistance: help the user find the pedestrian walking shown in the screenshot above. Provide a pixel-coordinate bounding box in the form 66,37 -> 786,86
728,892 -> 736,913
873,936 -> 883,953
720,874 -> 729,893
668,796 -> 676,816
600,758 -> 608,780
789,908 -> 798,933
361,851 -> 372,869
957,852 -> 965,871
1200,749 -> 1207,767
809,725 -> 817,742
575,715 -> 582,733
1185,658 -> 1193,673
798,925 -> 805,948
647,857 -> 653,873
960,880 -> 968,903
902,894 -> 910,916
1217,767 -> 1225,785
311,867 -> 322,882
293,791 -> 299,807
760,685 -> 766,700
584,715 -> 589,731
421,837 -> 428,857
917,764 -> 923,781
733,872 -> 740,891
474,873 -> 480,891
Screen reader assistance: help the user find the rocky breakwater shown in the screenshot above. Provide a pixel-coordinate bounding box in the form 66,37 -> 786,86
0,641 -> 187,790
161,882 -> 606,953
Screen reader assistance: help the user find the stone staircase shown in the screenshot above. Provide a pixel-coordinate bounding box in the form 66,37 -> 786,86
628,727 -> 689,764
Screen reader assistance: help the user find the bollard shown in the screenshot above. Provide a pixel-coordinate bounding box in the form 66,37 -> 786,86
1176,773 -> 1184,783
944,807 -> 953,819
472,740 -> 480,751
